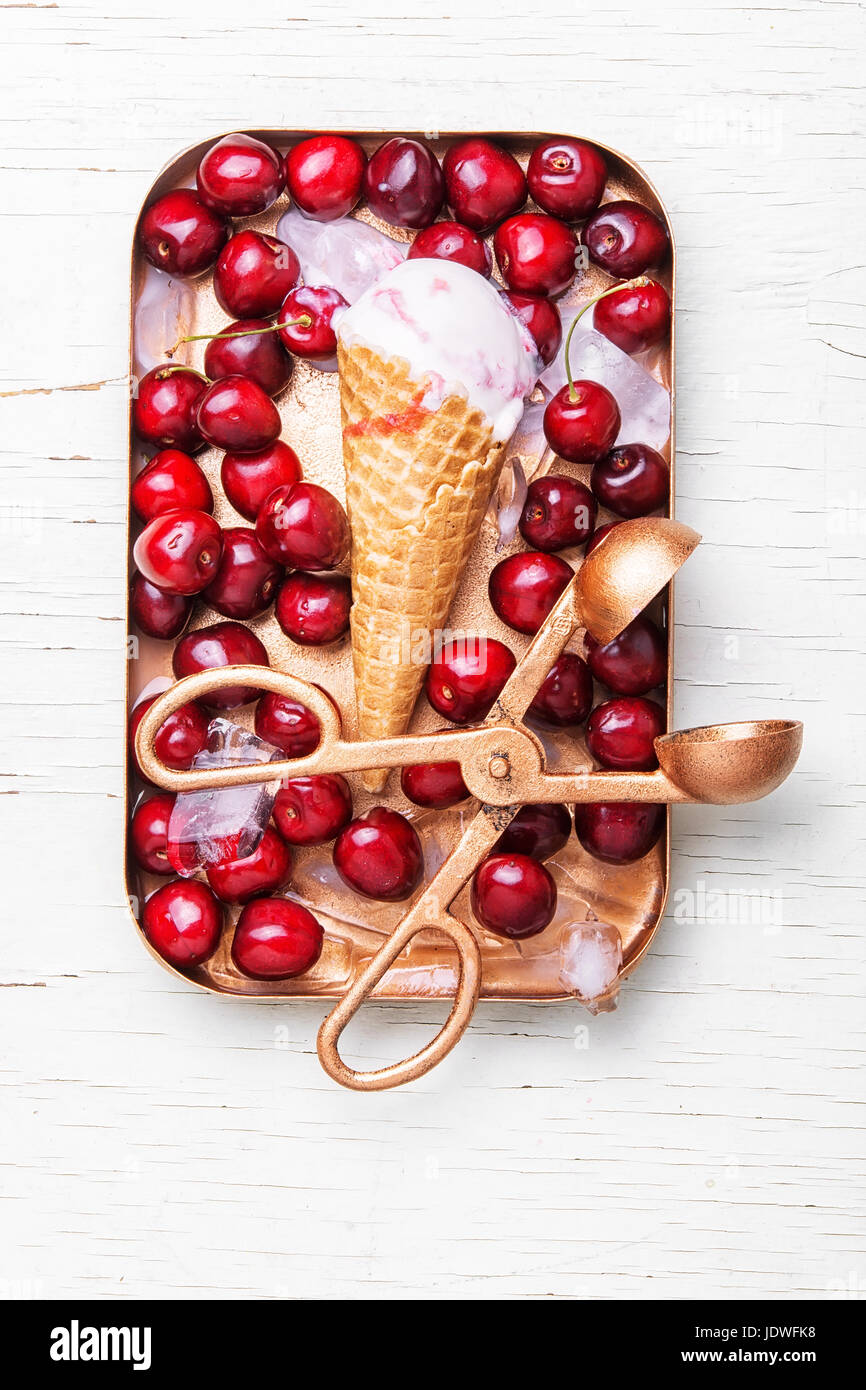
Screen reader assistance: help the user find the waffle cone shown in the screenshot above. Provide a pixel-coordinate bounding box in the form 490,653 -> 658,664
338,340 -> 507,791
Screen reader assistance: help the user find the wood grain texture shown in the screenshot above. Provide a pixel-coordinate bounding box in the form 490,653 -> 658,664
0,0 -> 863,1302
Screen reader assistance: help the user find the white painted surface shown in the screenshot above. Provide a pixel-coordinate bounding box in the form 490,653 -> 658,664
0,0 -> 863,1302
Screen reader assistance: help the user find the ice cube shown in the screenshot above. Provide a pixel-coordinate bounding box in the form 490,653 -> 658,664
276,208 -> 407,306
134,264 -> 196,375
558,919 -> 623,1010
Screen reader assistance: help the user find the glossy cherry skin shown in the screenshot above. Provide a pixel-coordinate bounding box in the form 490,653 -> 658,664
133,508 -> 223,595
585,614 -> 666,695
278,286 -> 348,359
591,443 -> 669,518
286,134 -> 366,221
196,375 -> 281,452
471,853 -> 556,939
527,138 -> 607,221
130,572 -> 192,641
232,898 -> 323,979
519,475 -> 596,551
221,440 -> 302,521
527,652 -> 593,727
585,520 -> 622,555
586,696 -> 666,771
206,825 -> 292,904
363,138 -> 444,229
273,774 -> 353,846
583,200 -> 669,279
128,696 -> 209,782
503,292 -> 562,367
139,189 -> 229,276
213,229 -> 300,319
134,366 -> 206,452
442,137 -> 526,233
594,279 -> 670,355
494,214 -> 577,297
255,481 -> 349,570
275,571 -> 351,646
574,801 -> 665,864
488,551 -> 573,635
130,792 -> 176,875
143,879 -> 223,967
495,802 -> 571,861
334,807 -> 423,902
544,380 -> 621,464
131,449 -> 213,522
204,318 -> 293,396
254,689 -> 329,756
407,220 -> 491,276
172,621 -> 270,709
202,526 -> 281,620
197,133 -> 285,216
400,757 -> 470,809
425,636 -> 516,724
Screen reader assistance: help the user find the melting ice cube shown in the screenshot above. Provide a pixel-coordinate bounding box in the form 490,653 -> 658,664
134,264 -> 196,375
558,920 -> 623,1011
276,207 -> 407,306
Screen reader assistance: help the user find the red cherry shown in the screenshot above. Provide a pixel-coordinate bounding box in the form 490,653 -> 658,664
494,803 -> 571,861
130,572 -> 192,641
285,134 -> 366,221
139,189 -> 229,277
471,853 -> 556,939
196,375 -> 281,452
519,474 -> 596,551
130,793 -> 176,875
213,229 -> 300,319
275,571 -> 351,646
503,292 -> 562,367
586,696 -> 666,770
273,775 -> 353,845
202,526 -> 281,620
585,614 -> 666,695
334,807 -> 423,902
232,898 -> 323,979
206,824 -> 292,904
278,286 -> 348,359
255,481 -> 349,570
142,878 -> 223,967
488,551 -> 572,635
527,652 -> 593,727
203,318 -> 293,396
131,449 -> 213,521
425,636 -> 516,724
585,520 -> 622,555
197,133 -> 285,216
544,379 -> 620,464
172,621 -> 270,708
407,221 -> 491,276
442,137 -> 526,232
574,802 -> 665,864
363,138 -> 444,229
400,754 -> 470,809
494,213 -> 577,297
134,366 -> 206,452
221,440 -> 302,521
133,508 -> 222,595
583,200 -> 669,279
591,443 -> 669,518
527,138 -> 607,221
129,696 -> 209,782
594,278 -> 670,355
254,689 -> 329,756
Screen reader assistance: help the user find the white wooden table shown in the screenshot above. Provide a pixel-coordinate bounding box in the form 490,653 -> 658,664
1,0 -> 863,1302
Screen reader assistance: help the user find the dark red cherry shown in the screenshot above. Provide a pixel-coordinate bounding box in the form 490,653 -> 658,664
573,802 -> 665,864
254,689 -> 329,756
275,571 -> 351,646
400,755 -> 470,809
130,792 -> 176,875
202,526 -> 281,620
131,449 -> 213,521
130,572 -> 192,641
488,551 -> 572,635
128,696 -> 209,782
363,137 -> 444,229
591,443 -> 669,518
139,189 -> 229,276
133,508 -> 223,595
142,878 -> 222,967
425,636 -> 516,724
494,213 -> 577,297
586,696 -> 666,770
134,366 -> 206,452
203,318 -> 293,396
527,138 -> 607,221
585,614 -> 666,695
583,200 -> 669,279
232,897 -> 323,979
255,481 -> 349,570
197,133 -> 285,216
221,440 -> 302,521
196,375 -> 281,452
206,825 -> 292,904
594,278 -> 670,355
333,807 -> 423,901
495,803 -> 571,861
407,220 -> 491,276
527,652 -> 593,726
285,134 -> 366,221
543,379 -> 620,464
172,621 -> 270,709
471,853 -> 556,939
442,137 -> 526,233
278,285 -> 348,359
213,229 -> 300,319
272,775 -> 353,845
519,475 -> 596,550
585,520 -> 622,555
502,292 -> 562,367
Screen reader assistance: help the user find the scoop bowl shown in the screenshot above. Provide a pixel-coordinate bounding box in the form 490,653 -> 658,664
655,719 -> 803,804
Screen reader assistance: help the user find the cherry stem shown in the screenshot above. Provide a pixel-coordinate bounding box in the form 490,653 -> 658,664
166,316 -> 313,359
563,276 -> 650,400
